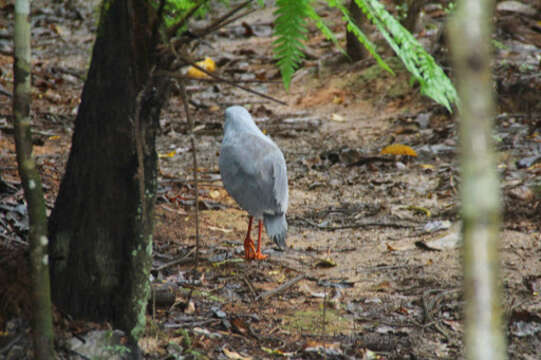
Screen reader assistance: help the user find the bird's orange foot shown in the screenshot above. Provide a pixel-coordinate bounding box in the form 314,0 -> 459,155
244,237 -> 257,260
244,237 -> 267,260
252,251 -> 267,260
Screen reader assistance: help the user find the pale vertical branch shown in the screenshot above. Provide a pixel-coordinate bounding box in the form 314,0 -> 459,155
178,80 -> 200,269
449,1 -> 507,360
12,0 -> 55,358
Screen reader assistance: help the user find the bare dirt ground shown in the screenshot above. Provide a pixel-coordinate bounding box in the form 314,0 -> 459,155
1,1 -> 541,359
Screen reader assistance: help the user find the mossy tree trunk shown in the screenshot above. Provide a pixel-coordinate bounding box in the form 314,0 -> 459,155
13,0 -> 55,358
48,0 -> 169,348
449,1 -> 507,359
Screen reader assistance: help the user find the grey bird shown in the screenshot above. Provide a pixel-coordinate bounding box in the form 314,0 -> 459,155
219,106 -> 288,260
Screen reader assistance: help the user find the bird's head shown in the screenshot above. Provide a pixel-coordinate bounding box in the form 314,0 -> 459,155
223,106 -> 260,135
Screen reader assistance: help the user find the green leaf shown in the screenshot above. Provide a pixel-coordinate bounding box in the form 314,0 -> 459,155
354,0 -> 458,111
306,6 -> 345,56
273,0 -> 311,90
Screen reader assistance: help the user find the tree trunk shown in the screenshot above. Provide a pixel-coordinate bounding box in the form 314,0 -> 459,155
346,0 -> 368,61
449,1 -> 506,359
13,0 -> 55,358
48,0 -> 169,343
402,0 -> 427,33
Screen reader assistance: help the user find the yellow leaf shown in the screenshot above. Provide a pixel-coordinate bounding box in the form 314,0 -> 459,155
48,135 -> 60,141
315,258 -> 336,268
332,95 -> 343,104
419,163 -> 434,170
380,144 -> 417,157
261,346 -> 293,356
158,150 -> 176,158
187,57 -> 216,79
386,243 -> 397,251
209,190 -> 220,199
407,205 -> 431,217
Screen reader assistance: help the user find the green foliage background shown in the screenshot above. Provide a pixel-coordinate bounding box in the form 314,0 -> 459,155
162,0 -> 458,111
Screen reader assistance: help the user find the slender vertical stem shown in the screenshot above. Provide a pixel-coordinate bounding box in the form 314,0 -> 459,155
449,1 -> 506,359
13,0 -> 55,358
178,80 -> 200,270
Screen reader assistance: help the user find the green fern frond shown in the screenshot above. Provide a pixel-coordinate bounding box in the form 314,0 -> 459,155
306,6 -> 345,56
273,0 -> 311,90
355,0 -> 457,111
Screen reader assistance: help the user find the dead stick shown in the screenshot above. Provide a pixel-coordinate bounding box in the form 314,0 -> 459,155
166,0 -> 208,39
196,0 -> 252,37
203,8 -> 257,36
302,218 -> 416,230
178,80 -> 201,270
242,275 -> 258,300
171,76 -> 281,84
154,248 -> 195,272
256,274 -> 305,300
157,63 -> 286,105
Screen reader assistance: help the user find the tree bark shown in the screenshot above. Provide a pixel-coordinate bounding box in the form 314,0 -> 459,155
13,0 -> 55,358
48,0 -> 169,344
402,0 -> 427,33
449,1 -> 507,359
346,0 -> 368,61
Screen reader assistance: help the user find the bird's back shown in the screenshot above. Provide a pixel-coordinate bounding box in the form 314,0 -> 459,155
219,132 -> 287,218
219,106 -> 288,249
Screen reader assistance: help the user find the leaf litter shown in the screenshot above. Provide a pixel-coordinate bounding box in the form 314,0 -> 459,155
1,0 -> 541,359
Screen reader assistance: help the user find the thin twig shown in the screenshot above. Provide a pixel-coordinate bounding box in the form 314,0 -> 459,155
242,275 -> 258,300
302,218 -> 416,230
322,286 -> 327,334
196,0 -> 252,37
0,331 -> 25,355
166,0 -> 208,39
168,75 -> 280,84
157,65 -> 286,105
203,8 -> 257,36
134,87 -> 146,233
178,80 -> 201,270
154,248 -> 195,272
356,264 -> 423,274
256,274 -> 305,300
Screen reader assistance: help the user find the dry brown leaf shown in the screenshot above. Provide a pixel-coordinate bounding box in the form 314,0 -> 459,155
223,347 -> 252,360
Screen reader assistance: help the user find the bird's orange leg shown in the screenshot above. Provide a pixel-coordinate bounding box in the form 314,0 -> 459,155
244,216 -> 256,260
253,220 -> 268,260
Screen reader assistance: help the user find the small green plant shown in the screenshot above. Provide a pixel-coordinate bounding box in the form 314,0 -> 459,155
444,1 -> 456,14
171,328 -> 208,359
395,2 -> 409,20
491,39 -> 508,51
101,344 -> 131,359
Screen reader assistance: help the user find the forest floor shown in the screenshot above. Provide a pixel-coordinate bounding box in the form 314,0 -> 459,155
1,1 -> 541,359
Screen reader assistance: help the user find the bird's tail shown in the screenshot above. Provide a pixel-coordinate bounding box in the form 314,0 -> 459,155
263,213 -> 287,250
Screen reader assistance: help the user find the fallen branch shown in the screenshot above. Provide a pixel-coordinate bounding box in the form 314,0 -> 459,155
154,249 -> 195,272
301,218 -> 417,230
256,274 -> 305,300
157,65 -> 286,105
242,275 -> 258,300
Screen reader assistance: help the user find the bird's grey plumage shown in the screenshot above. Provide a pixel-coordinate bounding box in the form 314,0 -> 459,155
219,106 -> 288,249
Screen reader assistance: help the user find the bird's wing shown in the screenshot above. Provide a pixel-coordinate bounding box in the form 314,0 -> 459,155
268,150 -> 288,214
219,133 -> 287,216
